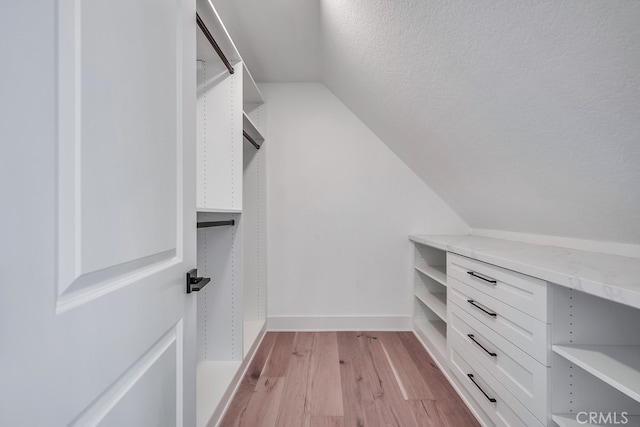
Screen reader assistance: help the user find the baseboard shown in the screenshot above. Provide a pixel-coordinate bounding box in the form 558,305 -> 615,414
267,315 -> 412,331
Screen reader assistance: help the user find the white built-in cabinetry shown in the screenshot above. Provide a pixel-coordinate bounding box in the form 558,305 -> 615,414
412,244 -> 448,368
195,2 -> 267,426
410,235 -> 640,427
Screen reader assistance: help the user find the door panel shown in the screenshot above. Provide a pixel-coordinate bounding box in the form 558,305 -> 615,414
70,321 -> 182,426
58,0 -> 183,307
0,0 -> 196,425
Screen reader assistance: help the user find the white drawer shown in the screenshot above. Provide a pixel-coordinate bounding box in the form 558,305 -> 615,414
450,303 -> 549,423
448,253 -> 548,322
450,340 -> 545,427
449,277 -> 550,365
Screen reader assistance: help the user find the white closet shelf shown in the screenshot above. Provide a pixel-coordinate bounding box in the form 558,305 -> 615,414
243,112 -> 265,146
243,320 -> 265,357
414,291 -> 446,323
552,413 -> 640,427
415,265 -> 447,287
243,65 -> 264,106
196,360 -> 242,427
196,0 -> 240,64
553,344 -> 640,402
197,207 -> 242,213
414,316 -> 447,363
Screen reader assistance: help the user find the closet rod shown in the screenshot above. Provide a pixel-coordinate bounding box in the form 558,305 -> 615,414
243,131 -> 260,150
197,220 -> 235,228
196,13 -> 234,75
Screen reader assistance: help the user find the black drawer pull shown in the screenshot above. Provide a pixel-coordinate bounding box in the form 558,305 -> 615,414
467,374 -> 497,403
467,299 -> 497,317
467,334 -> 497,357
467,271 -> 497,284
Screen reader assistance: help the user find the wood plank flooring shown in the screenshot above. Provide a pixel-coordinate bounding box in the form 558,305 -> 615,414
219,331 -> 479,427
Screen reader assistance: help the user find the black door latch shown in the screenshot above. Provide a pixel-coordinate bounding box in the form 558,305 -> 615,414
186,268 -> 210,293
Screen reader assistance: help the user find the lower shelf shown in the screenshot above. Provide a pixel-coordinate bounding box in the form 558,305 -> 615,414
197,361 -> 242,427
552,413 -> 640,427
414,314 -> 447,367
552,344 -> 640,403
243,320 -> 265,357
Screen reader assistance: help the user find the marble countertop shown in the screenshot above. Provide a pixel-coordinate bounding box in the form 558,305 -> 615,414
409,234 -> 640,310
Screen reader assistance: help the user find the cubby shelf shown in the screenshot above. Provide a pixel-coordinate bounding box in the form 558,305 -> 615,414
197,207 -> 242,213
414,264 -> 447,287
242,65 -> 264,106
553,344 -> 640,403
243,112 -> 265,146
414,310 -> 447,366
414,290 -> 447,323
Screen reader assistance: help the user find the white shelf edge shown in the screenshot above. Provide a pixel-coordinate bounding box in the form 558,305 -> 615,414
197,0 -> 241,62
243,319 -> 266,358
552,413 -> 640,427
197,207 -> 242,213
242,64 -> 264,105
409,234 -> 451,251
196,360 -> 243,427
553,344 -> 640,403
243,112 -> 265,145
414,292 -> 447,323
414,265 -> 447,287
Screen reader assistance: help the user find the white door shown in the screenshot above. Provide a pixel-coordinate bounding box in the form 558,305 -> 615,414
0,0 -> 197,425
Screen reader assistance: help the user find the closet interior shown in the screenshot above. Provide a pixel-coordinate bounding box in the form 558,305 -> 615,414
194,1 -> 267,425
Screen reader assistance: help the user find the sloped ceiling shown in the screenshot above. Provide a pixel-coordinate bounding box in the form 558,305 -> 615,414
212,0 -> 640,244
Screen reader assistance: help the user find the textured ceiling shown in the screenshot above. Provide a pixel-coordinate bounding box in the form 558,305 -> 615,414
214,0 -> 640,244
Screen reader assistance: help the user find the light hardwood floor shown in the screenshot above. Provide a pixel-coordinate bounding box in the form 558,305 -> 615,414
219,331 -> 479,427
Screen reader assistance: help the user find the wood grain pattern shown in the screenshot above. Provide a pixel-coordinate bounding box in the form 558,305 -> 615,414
337,332 -> 379,427
274,332 -> 315,426
376,331 -> 435,400
366,333 -> 421,427
307,415 -> 344,427
219,331 -> 480,427
262,332 -> 295,377
239,377 -> 284,427
397,332 -> 479,426
307,332 -> 344,416
219,333 -> 278,427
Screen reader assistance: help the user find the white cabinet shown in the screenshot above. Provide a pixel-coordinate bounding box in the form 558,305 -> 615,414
551,285 -> 640,427
447,254 -> 550,426
410,234 -> 640,426
411,241 -> 448,368
194,2 -> 267,426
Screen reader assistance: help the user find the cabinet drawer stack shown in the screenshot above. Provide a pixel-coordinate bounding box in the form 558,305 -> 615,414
447,253 -> 550,426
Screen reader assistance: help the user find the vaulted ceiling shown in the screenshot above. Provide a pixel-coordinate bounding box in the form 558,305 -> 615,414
212,0 -> 640,245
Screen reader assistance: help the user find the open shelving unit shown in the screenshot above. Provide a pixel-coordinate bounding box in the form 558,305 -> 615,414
195,1 -> 267,426
551,285 -> 640,426
410,236 -> 448,367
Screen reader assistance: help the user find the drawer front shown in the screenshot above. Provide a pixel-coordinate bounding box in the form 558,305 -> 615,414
450,304 -> 549,422
449,277 -> 550,365
449,342 -> 544,427
448,253 -> 548,322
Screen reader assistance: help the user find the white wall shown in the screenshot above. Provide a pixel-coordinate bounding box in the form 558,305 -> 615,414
261,83 -> 469,329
